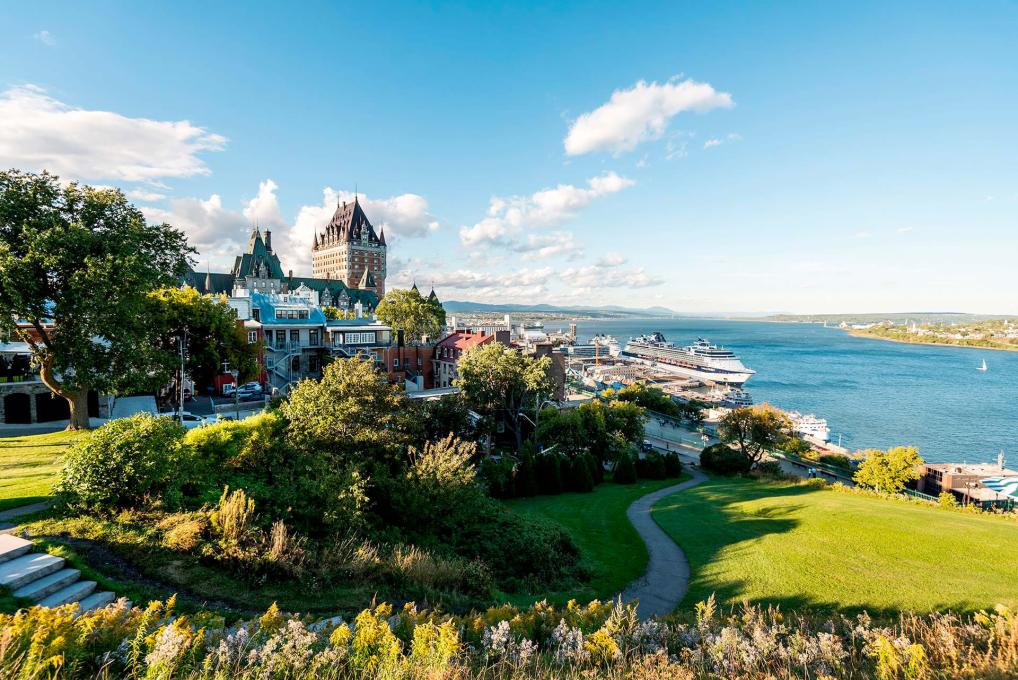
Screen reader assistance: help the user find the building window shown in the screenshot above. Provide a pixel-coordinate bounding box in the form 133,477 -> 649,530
247,331 -> 258,343
309,355 -> 320,373
393,357 -> 399,369
290,330 -> 299,344
417,356 -> 422,367
309,330 -> 319,346
252,308 -> 261,322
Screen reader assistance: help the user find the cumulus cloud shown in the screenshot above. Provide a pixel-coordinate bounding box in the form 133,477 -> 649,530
141,193 -> 249,265
560,261 -> 664,289
564,76 -> 733,156
125,189 -> 168,202
0,85 -> 226,183
459,172 -> 634,247
33,31 -> 55,46
511,231 -> 583,260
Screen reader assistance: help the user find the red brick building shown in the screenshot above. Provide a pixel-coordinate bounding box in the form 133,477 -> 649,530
433,330 -> 503,388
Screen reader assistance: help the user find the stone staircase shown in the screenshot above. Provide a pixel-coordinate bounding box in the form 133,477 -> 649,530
0,534 -> 123,613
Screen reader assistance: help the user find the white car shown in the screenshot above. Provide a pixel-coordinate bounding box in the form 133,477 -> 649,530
170,412 -> 211,430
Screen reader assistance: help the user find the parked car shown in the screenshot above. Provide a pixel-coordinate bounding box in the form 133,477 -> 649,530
222,383 -> 237,396
236,385 -> 264,402
170,412 -> 211,430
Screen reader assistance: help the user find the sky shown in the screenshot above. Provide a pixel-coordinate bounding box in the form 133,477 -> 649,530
1,1 -> 1016,314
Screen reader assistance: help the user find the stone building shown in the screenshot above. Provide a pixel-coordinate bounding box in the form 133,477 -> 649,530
311,196 -> 387,296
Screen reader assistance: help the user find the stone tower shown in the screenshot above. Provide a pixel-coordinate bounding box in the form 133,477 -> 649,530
311,196 -> 387,295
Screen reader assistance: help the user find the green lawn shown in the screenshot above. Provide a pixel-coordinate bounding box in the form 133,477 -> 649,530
0,430 -> 82,511
504,475 -> 688,606
654,477 -> 1018,614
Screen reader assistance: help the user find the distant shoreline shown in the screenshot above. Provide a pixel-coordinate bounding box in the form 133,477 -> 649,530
845,329 -> 1018,353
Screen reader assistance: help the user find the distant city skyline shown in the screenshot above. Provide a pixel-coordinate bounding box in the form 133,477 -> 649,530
1,2 -> 1016,314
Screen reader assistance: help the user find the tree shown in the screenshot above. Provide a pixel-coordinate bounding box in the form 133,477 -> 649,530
375,288 -> 445,345
456,342 -> 552,450
717,404 -> 792,468
147,285 -> 260,392
536,408 -> 587,457
0,171 -> 192,429
322,306 -> 354,320
853,446 -> 924,493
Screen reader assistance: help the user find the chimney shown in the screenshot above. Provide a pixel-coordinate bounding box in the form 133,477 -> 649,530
288,269 -> 293,279
264,230 -> 272,252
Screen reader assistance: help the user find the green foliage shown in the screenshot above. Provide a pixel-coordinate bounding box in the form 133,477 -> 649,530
779,436 -> 814,456
536,408 -> 586,457
479,455 -> 517,499
516,443 -> 539,497
853,446 -> 924,493
939,491 -> 960,509
700,443 -> 753,476
613,452 -> 637,484
718,404 -> 792,467
322,305 -> 354,320
55,413 -> 187,512
663,452 -> 683,478
147,285 -> 259,387
375,287 -> 445,345
413,393 -> 477,443
563,455 -> 595,492
0,170 -> 193,428
456,342 -> 552,449
635,453 -> 667,480
535,453 -> 563,495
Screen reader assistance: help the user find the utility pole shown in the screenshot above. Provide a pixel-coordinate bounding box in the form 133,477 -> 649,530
178,332 -> 186,419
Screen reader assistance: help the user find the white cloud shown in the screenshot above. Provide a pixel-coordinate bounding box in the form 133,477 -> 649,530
243,179 -> 287,228
459,172 -> 634,246
896,226 -> 915,233
703,132 -> 742,150
564,76 -> 733,156
560,262 -> 664,288
142,193 -> 249,265
125,189 -> 167,202
512,231 -> 583,260
596,252 -> 628,267
0,85 -> 225,183
33,31 -> 55,46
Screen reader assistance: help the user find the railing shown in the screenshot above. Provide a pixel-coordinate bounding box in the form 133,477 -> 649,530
904,488 -> 938,502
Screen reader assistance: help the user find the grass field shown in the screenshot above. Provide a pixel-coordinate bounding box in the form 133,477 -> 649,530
504,475 -> 688,606
0,430 -> 82,511
654,477 -> 1018,614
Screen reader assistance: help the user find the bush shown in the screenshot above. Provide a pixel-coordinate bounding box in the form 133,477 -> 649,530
700,444 -> 752,476
535,453 -> 563,495
56,413 -> 187,513
516,443 -> 539,497
635,453 -> 667,480
663,452 -> 683,478
613,452 -> 637,484
753,460 -> 786,479
818,453 -> 853,470
564,456 -> 594,493
480,455 -> 517,499
585,453 -> 605,485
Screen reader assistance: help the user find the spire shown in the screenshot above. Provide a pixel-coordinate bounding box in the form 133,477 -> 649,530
313,232 -> 319,248
359,268 -> 376,290
411,281 -> 419,293
378,226 -> 386,246
205,262 -> 212,293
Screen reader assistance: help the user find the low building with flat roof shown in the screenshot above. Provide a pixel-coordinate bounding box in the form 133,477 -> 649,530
917,462 -> 1018,506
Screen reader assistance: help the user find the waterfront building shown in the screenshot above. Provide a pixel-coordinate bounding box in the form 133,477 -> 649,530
311,196 -> 387,296
917,462 -> 1018,507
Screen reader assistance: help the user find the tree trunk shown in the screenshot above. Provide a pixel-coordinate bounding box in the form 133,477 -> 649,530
64,390 -> 91,430
38,357 -> 92,430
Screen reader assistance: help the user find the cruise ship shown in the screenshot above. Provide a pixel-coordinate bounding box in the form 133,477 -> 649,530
788,411 -> 831,443
620,333 -> 756,386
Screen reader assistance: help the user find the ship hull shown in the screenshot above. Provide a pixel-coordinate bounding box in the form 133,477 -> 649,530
620,352 -> 755,386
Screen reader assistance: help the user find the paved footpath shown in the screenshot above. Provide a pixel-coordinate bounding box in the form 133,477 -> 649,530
619,466 -> 708,619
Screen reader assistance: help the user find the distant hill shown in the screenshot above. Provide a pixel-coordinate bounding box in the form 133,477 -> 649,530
442,300 -> 679,317
762,312 -> 1014,324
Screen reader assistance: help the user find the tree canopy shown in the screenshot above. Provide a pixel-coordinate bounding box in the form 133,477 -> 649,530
853,446 -> 924,493
147,285 -> 260,391
717,404 -> 792,468
456,342 -> 552,450
375,287 -> 445,345
0,170 -> 192,428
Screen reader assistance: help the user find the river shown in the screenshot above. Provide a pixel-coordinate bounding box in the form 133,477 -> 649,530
560,318 -> 1017,464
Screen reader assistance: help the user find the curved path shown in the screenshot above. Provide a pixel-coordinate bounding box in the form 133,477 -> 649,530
619,466 -> 708,619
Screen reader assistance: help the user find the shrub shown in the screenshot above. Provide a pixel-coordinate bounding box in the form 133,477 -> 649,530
613,453 -> 637,484
753,460 -> 786,478
210,486 -> 257,555
535,453 -> 563,495
818,453 -> 853,469
586,453 -> 605,485
56,413 -> 187,513
156,513 -> 208,552
939,492 -> 959,509
663,452 -> 683,478
635,453 -> 667,480
700,444 -> 752,476
564,455 -> 595,492
480,455 -> 517,499
516,443 -> 539,497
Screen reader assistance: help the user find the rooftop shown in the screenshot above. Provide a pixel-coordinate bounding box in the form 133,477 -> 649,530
435,330 -> 494,352
924,463 -> 1018,477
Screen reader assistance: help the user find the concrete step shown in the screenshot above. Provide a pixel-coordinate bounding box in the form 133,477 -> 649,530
0,553 -> 64,590
13,568 -> 82,601
76,591 -> 117,614
0,534 -> 33,563
38,580 -> 97,608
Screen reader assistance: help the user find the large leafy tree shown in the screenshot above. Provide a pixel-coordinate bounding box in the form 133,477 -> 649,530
456,342 -> 552,450
147,285 -> 260,391
375,287 -> 445,345
0,170 -> 192,429
853,446 -> 924,493
717,403 -> 792,468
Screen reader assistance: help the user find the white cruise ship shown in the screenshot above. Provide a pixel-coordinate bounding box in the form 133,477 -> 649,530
788,411 -> 830,443
620,333 -> 756,386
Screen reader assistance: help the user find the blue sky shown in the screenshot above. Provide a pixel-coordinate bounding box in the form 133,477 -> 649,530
2,1 -> 1016,313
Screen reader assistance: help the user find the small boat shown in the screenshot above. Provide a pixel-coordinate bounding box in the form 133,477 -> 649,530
977,359 -> 988,372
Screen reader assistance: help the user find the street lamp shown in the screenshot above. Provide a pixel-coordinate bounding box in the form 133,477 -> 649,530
229,369 -> 240,420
